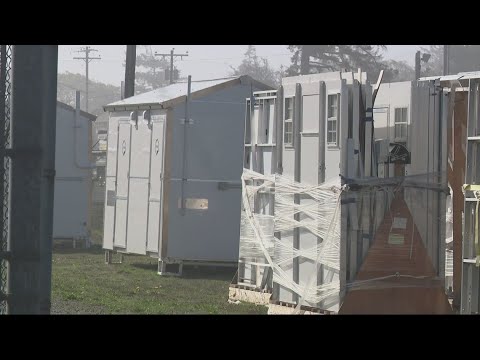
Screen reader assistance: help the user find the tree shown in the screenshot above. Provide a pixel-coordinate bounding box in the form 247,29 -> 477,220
287,45 -> 388,81
421,45 -> 480,76
122,45 -> 176,94
131,45 -> 173,93
382,59 -> 415,82
230,45 -> 281,87
57,72 -> 121,116
419,45 -> 443,77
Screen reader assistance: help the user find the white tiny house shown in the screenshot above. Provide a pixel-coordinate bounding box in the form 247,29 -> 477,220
102,76 -> 272,274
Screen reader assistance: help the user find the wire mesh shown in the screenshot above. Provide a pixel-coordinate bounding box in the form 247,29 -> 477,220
0,45 -> 12,314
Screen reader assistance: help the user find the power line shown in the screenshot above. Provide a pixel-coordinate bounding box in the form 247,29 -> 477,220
60,52 -> 291,63
73,46 -> 101,112
58,82 -> 84,92
180,52 -> 292,62
154,48 -> 188,84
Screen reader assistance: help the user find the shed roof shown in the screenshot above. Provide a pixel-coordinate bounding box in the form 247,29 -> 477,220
104,75 -> 273,111
419,71 -> 480,82
282,71 -> 368,85
57,101 -> 97,122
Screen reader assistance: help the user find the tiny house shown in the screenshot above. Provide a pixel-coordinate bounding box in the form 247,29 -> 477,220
102,76 -> 272,274
54,99 -> 95,246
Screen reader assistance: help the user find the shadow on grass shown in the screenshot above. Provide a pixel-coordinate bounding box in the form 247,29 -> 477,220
181,266 -> 235,281
53,245 -> 105,256
130,262 -> 157,271
129,262 -> 236,282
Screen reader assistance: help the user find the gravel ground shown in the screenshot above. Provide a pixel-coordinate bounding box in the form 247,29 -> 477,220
51,299 -> 109,315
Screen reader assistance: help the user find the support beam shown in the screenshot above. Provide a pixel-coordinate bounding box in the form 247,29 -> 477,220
0,45 -> 6,313
451,90 -> 467,310
443,45 -> 450,76
415,51 -> 421,80
292,83 -> 302,303
8,45 -> 58,314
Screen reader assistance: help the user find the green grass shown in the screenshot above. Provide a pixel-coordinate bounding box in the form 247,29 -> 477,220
90,228 -> 103,246
51,247 -> 267,314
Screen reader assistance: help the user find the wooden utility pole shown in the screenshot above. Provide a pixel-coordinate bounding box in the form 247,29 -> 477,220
300,45 -> 311,75
154,48 -> 188,84
415,51 -> 421,80
73,46 -> 101,112
124,45 -> 136,98
444,45 -> 450,75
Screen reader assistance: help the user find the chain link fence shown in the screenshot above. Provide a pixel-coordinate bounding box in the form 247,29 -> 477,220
0,45 -> 11,314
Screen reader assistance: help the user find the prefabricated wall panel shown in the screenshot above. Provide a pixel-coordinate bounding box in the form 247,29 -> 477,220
462,78 -> 480,314
165,86 -> 250,262
339,80 -> 450,313
276,77 -> 346,309
238,90 -> 277,288
404,81 -> 447,277
53,104 -> 92,240
406,80 -> 447,306
373,81 -> 412,142
375,81 -> 450,278
235,72 -> 373,311
104,80 -> 269,264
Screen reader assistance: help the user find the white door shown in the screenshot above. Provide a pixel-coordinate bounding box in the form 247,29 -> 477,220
146,119 -> 166,254
126,121 -> 151,255
113,122 -> 131,248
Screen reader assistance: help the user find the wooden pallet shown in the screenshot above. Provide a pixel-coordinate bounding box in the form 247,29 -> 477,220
267,300 -> 335,315
228,284 -> 271,306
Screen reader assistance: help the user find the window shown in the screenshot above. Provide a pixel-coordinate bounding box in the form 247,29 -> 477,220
284,97 -> 294,147
394,107 -> 408,141
327,94 -> 339,146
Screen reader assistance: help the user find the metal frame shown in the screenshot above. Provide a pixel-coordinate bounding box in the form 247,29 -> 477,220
461,78 -> 480,314
0,45 -> 9,314
237,90 -> 278,290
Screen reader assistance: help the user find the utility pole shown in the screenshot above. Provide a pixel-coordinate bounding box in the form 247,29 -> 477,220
155,48 -> 188,84
124,45 -> 136,98
300,45 -> 311,75
444,45 -> 450,75
73,46 -> 101,112
415,51 -> 421,80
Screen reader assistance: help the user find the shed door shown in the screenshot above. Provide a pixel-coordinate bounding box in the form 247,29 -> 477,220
126,121 -> 151,255
146,119 -> 166,254
114,122 -> 131,248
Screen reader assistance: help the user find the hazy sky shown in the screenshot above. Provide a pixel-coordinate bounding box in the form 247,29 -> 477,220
58,45 -> 428,86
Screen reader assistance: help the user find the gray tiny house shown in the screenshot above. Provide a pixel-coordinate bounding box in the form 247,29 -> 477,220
103,76 -> 272,274
54,100 -> 95,247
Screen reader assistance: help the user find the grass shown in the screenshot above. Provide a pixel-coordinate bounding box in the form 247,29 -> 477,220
51,246 -> 267,315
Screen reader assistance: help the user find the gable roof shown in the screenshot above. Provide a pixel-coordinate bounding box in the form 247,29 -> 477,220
57,101 -> 97,122
104,75 -> 273,112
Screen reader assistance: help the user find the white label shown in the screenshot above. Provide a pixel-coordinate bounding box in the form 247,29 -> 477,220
178,198 -> 208,210
392,217 -> 407,230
